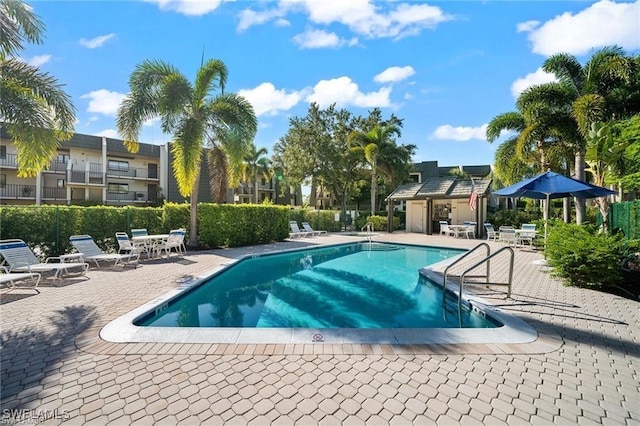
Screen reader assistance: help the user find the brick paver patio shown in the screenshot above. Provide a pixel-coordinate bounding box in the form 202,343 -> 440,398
1,233 -> 638,425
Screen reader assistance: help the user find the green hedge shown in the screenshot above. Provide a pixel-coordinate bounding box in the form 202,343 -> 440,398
198,204 -> 289,247
0,203 -> 292,256
354,211 -> 403,231
289,209 -> 342,232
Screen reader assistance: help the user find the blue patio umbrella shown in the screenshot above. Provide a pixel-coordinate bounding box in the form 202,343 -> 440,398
493,171 -> 615,238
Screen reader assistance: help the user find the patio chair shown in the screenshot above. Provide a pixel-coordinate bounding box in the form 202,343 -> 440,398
0,265 -> 41,292
301,222 -> 327,236
289,221 -> 311,238
153,229 -> 186,259
0,239 -> 88,279
498,226 -> 518,246
484,223 -> 499,241
517,223 -> 537,247
116,232 -> 150,259
131,228 -> 148,237
439,221 -> 454,237
464,221 -> 477,239
69,235 -> 139,268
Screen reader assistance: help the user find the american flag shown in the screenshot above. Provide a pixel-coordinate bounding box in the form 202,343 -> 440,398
468,184 -> 478,211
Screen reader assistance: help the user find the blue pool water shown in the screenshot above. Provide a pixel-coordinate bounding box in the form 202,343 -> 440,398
135,242 -> 500,329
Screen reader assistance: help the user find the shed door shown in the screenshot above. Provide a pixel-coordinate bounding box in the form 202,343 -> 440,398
409,201 -> 425,233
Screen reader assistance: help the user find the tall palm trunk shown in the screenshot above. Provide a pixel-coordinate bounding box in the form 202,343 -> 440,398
370,169 -> 376,214
254,172 -> 259,204
188,164 -> 200,248
574,147 -> 586,224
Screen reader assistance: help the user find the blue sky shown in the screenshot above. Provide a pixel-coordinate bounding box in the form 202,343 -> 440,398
19,0 -> 640,168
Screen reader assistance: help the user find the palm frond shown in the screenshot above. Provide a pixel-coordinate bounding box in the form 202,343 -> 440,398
543,53 -> 583,91
486,112 -> 524,142
171,117 -> 204,196
194,59 -> 228,102
0,0 -> 44,59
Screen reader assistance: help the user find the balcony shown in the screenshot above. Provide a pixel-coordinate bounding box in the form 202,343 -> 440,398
0,184 -> 36,200
45,160 -> 68,173
0,153 -> 18,168
106,166 -> 158,180
106,190 -> 156,204
68,163 -> 105,185
41,186 -> 67,200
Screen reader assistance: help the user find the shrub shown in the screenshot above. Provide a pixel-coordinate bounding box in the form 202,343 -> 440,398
354,212 -> 402,231
545,223 -> 625,288
198,204 -> 289,247
289,209 -> 342,232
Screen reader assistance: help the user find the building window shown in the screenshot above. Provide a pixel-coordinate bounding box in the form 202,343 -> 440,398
108,160 -> 129,171
0,174 -> 5,188
108,183 -> 129,193
0,146 -> 6,160
409,173 -> 420,183
57,179 -> 65,188
57,153 -> 70,163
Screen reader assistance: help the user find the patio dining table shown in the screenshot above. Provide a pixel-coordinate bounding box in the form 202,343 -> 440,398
447,225 -> 469,238
131,234 -> 170,259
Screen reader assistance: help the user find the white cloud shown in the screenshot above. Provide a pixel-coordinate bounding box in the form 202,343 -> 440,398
511,68 -> 558,98
274,18 -> 291,27
516,20 -> 539,33
292,28 -> 357,49
79,33 -> 115,49
18,54 -> 51,67
237,0 -> 453,39
520,0 -> 640,56
374,66 -> 415,83
95,129 -> 120,139
238,83 -> 306,116
144,0 -> 227,16
80,89 -> 127,116
305,76 -> 392,108
431,124 -> 488,141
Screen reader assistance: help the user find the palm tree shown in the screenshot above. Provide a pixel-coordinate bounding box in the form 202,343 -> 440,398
1,0 -> 76,177
242,144 -> 271,203
348,124 -> 401,214
117,58 -> 257,247
542,46 -> 637,222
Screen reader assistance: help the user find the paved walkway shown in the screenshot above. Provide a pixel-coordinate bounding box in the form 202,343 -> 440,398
1,233 -> 638,425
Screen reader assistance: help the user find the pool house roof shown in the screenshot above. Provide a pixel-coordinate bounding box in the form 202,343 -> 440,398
387,177 -> 492,201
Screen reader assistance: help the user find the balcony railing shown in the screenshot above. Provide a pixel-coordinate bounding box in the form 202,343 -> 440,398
0,184 -> 36,199
0,153 -> 18,168
106,190 -> 155,203
41,187 -> 66,200
106,166 -> 158,180
67,170 -> 105,185
46,160 -> 68,173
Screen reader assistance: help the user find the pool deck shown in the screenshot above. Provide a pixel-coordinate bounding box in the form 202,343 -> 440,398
1,232 -> 639,424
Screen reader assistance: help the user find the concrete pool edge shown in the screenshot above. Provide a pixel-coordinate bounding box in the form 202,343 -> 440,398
100,245 -> 543,348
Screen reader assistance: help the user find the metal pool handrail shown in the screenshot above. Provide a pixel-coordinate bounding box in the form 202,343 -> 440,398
457,246 -> 515,320
442,242 -> 491,306
362,222 -> 373,243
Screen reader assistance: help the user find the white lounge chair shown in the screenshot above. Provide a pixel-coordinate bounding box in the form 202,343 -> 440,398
70,235 -> 139,268
289,221 -> 311,238
0,266 -> 40,292
464,221 -> 477,239
301,222 -> 327,236
0,239 -> 88,279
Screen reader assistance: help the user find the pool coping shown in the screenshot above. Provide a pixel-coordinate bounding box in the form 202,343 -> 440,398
100,242 -> 541,347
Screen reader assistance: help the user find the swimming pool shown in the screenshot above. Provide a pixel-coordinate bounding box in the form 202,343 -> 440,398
102,240 -> 538,344
135,242 -> 495,329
